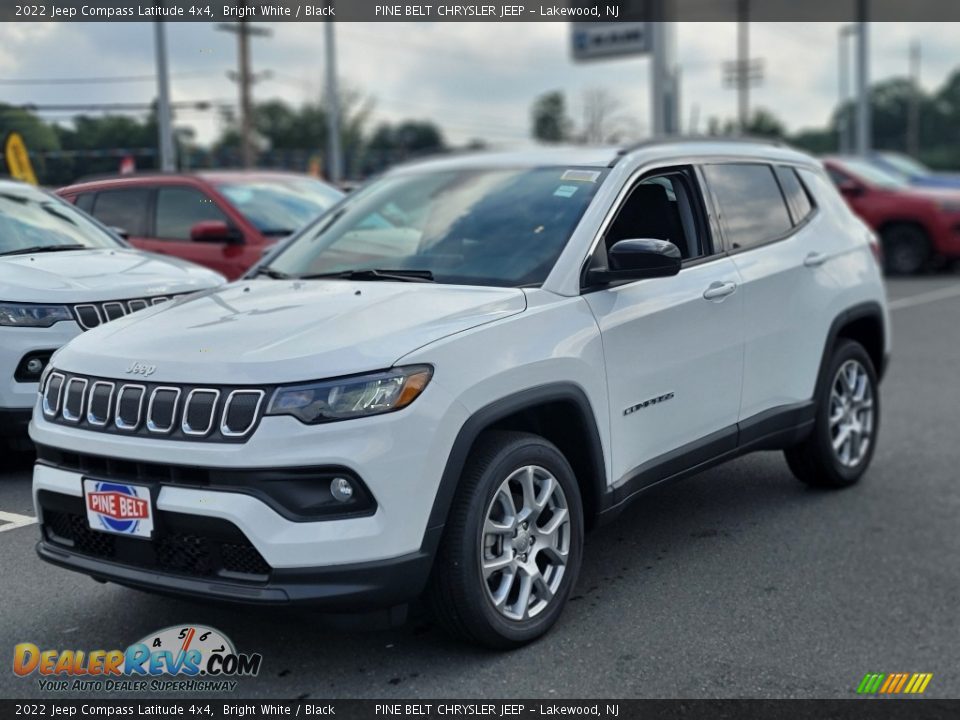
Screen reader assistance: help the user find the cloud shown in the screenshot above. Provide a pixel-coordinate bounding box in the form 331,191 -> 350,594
1,20 -> 958,148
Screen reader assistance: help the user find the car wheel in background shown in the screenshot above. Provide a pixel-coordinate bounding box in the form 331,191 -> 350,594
785,340 -> 880,489
427,431 -> 584,649
880,223 -> 930,275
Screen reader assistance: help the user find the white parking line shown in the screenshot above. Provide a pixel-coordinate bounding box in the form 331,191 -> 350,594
0,510 -> 37,533
889,284 -> 960,311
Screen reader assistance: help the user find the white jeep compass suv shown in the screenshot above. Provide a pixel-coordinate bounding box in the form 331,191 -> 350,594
0,180 -> 223,448
30,141 -> 890,648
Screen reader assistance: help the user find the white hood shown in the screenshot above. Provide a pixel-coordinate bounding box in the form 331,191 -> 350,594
52,279 -> 527,384
0,248 -> 224,303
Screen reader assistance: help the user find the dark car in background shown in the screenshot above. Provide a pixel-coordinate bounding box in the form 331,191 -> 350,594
57,172 -> 343,280
823,156 -> 960,274
870,151 -> 960,190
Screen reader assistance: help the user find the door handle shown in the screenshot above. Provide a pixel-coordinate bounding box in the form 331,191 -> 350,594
702,281 -> 737,301
803,251 -> 828,268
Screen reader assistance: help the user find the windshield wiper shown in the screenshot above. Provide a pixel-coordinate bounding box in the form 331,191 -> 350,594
299,268 -> 435,283
0,244 -> 87,257
252,266 -> 294,279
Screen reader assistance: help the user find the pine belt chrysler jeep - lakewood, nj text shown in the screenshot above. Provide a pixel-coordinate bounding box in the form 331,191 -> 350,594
31,140 -> 891,648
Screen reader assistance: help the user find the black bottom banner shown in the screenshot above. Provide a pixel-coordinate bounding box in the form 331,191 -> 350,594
2,700 -> 958,720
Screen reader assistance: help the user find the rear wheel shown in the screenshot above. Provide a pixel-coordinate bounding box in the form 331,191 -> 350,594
881,224 -> 930,275
427,431 -> 584,649
785,340 -> 879,488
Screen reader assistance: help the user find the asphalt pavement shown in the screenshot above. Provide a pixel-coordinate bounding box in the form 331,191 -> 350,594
2,274 -> 959,700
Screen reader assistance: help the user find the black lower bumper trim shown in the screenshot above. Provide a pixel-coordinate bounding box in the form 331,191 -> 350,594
37,526 -> 441,609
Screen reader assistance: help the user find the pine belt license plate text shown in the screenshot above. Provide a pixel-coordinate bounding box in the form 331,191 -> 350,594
83,479 -> 154,539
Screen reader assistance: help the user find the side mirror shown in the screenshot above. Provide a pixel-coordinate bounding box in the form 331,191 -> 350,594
587,238 -> 682,285
109,226 -> 130,240
838,181 -> 864,198
190,220 -> 244,245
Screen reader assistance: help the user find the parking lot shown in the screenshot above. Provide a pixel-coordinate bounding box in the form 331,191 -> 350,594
2,274 -> 959,700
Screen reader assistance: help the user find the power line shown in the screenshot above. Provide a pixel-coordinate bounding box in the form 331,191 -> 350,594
0,72 -> 219,86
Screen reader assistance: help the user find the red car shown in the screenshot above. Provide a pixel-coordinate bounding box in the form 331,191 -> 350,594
823,156 -> 960,274
58,172 -> 343,280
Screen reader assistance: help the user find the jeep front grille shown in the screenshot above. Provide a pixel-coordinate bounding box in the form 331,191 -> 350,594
71,294 -> 183,331
41,371 -> 268,443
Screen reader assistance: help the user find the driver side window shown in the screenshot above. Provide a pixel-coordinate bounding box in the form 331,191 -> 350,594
600,168 -> 708,264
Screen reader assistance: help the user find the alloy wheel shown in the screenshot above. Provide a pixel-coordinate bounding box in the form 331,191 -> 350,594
829,359 -> 875,468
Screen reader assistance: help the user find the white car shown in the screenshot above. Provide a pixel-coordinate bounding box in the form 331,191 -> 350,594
30,141 -> 890,648
0,180 -> 224,447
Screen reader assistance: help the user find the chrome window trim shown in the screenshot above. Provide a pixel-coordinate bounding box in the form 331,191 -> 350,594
72,304 -> 102,330
114,384 -> 147,431
151,296 -> 170,305
85,380 -> 115,427
220,389 -> 265,438
61,377 -> 89,423
182,388 -> 221,436
146,386 -> 182,434
102,301 -> 127,321
42,372 -> 66,417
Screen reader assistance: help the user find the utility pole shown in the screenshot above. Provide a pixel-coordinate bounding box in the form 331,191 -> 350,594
737,0 -> 749,132
855,2 -> 871,157
324,8 -> 343,183
907,40 -> 921,157
153,21 -> 176,172
218,3 -> 271,168
838,25 -> 856,154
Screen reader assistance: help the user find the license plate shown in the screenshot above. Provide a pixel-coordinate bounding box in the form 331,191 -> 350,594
83,479 -> 154,539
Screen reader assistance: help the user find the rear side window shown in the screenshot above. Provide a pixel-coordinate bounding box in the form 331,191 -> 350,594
156,186 -> 229,240
74,193 -> 95,214
91,189 -> 150,236
702,163 -> 793,251
775,166 -> 814,224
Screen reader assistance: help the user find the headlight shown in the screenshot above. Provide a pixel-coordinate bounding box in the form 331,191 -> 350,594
265,365 -> 433,424
0,302 -> 73,328
938,201 -> 960,214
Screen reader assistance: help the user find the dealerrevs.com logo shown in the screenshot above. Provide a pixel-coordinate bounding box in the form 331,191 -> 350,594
13,625 -> 262,693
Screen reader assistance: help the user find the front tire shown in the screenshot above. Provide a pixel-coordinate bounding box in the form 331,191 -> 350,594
785,340 -> 880,488
881,223 -> 930,275
427,431 -> 584,649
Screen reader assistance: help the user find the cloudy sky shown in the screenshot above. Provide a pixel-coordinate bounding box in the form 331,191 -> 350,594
1,21 -> 958,148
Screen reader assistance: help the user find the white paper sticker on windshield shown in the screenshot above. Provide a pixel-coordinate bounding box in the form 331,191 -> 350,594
554,185 -> 579,198
561,169 -> 601,183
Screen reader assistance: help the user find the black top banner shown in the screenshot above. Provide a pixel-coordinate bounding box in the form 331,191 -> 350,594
1,700 -> 959,720
4,0 -> 960,22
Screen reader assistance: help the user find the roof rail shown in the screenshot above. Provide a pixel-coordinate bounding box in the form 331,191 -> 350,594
611,134 -> 789,167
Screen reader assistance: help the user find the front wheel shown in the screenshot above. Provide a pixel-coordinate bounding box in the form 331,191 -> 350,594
427,431 -> 584,649
881,224 -> 930,275
785,340 -> 880,488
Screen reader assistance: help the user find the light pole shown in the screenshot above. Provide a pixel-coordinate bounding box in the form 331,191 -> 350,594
324,5 -> 343,182
855,2 -> 871,157
153,22 -> 176,172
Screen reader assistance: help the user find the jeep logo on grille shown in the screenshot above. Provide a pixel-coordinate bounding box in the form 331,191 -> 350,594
125,361 -> 157,377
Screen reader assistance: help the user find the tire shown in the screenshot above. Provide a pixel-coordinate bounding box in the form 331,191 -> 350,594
426,430 -> 584,649
785,340 -> 880,488
881,223 -> 930,275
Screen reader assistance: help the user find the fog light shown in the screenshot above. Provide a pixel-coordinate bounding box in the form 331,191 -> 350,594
330,477 -> 354,502
26,358 -> 45,376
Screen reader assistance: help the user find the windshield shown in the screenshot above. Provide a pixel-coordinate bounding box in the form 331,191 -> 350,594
880,153 -> 930,177
838,159 -> 910,189
0,185 -> 123,255
266,166 -> 608,287
216,177 -> 343,234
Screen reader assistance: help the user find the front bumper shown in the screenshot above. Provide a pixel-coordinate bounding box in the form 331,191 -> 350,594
1,321 -> 80,413
36,531 -> 440,608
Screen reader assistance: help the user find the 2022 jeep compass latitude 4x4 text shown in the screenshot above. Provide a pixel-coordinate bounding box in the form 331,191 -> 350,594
31,140 -> 890,648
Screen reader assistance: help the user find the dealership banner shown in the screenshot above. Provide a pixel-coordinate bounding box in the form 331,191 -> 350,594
1,700 -> 958,719
5,0 -> 960,22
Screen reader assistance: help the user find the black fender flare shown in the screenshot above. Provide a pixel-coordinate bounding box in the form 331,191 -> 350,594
813,301 -> 888,401
424,382 -> 608,535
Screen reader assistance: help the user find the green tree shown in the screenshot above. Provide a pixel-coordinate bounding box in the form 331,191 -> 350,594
531,91 -> 572,143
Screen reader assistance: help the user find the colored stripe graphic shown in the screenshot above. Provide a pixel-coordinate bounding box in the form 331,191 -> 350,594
857,673 -> 932,694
